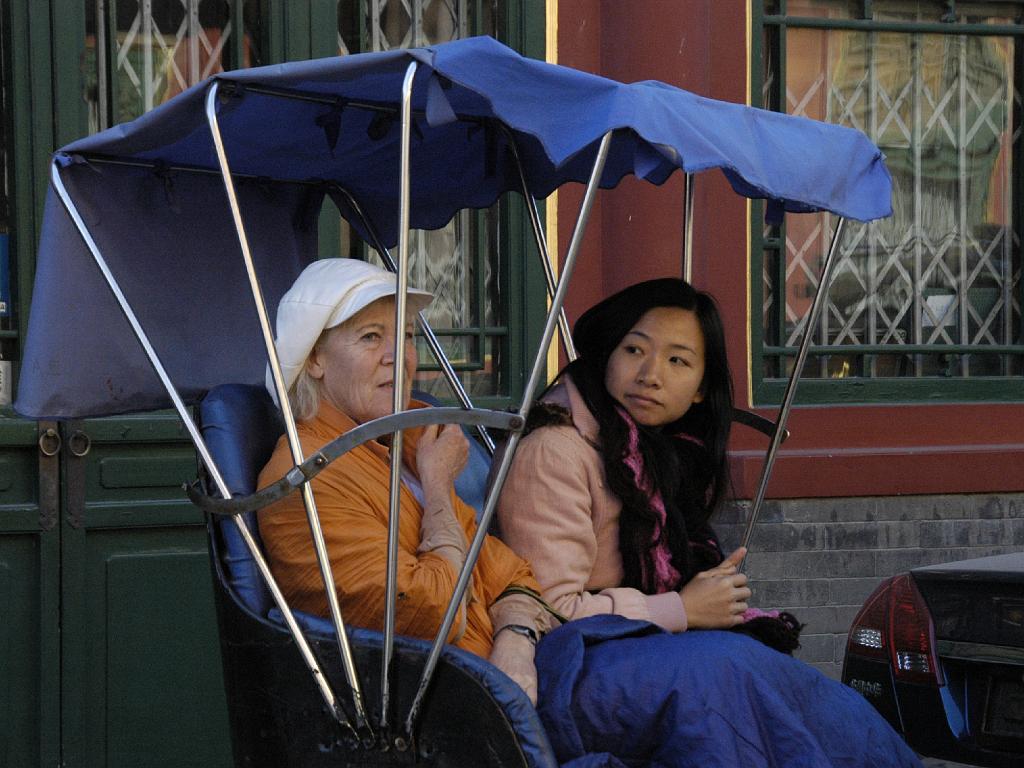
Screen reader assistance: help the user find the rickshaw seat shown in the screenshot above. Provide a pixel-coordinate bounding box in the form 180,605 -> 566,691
199,382 -> 558,768
200,383 -> 493,618
200,382 -> 283,618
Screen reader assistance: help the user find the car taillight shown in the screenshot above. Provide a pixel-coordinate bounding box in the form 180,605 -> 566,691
847,577 -> 891,662
888,574 -> 942,685
846,573 -> 942,686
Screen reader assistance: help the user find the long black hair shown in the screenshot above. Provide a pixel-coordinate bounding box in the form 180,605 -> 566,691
561,278 -> 734,591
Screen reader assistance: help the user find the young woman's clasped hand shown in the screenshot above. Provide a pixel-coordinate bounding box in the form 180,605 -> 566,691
679,546 -> 751,629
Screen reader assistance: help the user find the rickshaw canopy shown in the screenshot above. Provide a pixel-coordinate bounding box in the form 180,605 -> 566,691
16,35 -> 892,419
12,37 -> 898,768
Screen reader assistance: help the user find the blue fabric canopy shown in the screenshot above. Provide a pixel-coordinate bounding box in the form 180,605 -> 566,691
17,36 -> 892,419
58,35 -> 891,242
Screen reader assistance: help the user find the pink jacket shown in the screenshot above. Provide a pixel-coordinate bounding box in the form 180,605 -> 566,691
497,377 -> 688,631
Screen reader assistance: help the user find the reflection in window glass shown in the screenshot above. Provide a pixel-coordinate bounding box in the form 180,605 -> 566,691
83,1 -> 259,132
350,0 -> 507,401
873,1 -> 1018,25
783,0 -> 1023,24
783,0 -> 864,20
763,6 -> 1023,380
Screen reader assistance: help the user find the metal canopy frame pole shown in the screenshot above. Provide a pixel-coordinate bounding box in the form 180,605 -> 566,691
740,216 -> 848,553
403,130 -> 615,738
505,134 -> 577,361
381,60 -> 418,735
48,160 -> 353,735
204,83 -> 373,736
683,172 -> 695,284
328,185 -> 496,453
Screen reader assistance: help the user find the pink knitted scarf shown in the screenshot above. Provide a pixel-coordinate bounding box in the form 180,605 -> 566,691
616,408 -> 783,624
614,409 -> 782,626
616,406 -> 686,593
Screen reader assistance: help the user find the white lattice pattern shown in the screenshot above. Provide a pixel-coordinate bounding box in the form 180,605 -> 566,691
356,0 -> 499,395
772,27 -> 1022,377
364,0 -> 487,395
114,1 -> 231,117
369,0 -> 463,50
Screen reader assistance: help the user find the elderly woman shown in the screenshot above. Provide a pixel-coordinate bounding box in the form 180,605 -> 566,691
257,258 -> 550,702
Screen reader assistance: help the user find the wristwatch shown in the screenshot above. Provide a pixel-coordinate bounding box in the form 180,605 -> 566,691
497,623 -> 539,645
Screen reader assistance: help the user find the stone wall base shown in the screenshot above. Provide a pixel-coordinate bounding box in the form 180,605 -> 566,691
716,493 -> 1024,679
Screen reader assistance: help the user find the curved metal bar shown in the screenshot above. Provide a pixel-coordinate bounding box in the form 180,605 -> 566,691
204,83 -> 372,736
63,153 -> 329,187
503,129 -> 576,361
48,160 -> 354,735
732,408 -> 789,442
740,217 -> 847,556
403,130 -> 615,738
382,61 -> 418,734
329,184 -> 496,453
186,408 -> 523,516
213,77 -> 492,125
683,172 -> 695,284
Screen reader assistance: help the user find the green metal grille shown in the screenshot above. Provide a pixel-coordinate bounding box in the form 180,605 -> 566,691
754,0 -> 1024,401
78,1 -> 528,403
343,0 -> 513,401
83,1 -> 256,132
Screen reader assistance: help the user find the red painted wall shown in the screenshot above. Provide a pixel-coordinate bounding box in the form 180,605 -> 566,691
554,0 -> 1024,499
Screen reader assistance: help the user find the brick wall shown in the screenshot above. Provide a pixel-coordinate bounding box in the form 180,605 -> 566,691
716,493 -> 1024,679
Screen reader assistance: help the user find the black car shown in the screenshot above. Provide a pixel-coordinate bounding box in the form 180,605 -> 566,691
843,552 -> 1024,767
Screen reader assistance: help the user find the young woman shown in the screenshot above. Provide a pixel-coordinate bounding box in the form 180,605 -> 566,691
498,278 -> 921,767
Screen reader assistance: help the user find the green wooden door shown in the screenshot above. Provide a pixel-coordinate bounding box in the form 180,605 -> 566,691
57,416 -> 231,768
2,2 -> 234,764
0,415 -> 231,768
0,422 -> 61,768
3,2 -> 66,765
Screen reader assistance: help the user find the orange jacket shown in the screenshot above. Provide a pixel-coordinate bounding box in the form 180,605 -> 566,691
257,400 -> 541,658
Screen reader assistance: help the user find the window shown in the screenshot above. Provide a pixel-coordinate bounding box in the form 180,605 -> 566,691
77,1 -> 536,407
333,0 -> 521,405
83,1 -> 262,132
755,1 -> 1024,401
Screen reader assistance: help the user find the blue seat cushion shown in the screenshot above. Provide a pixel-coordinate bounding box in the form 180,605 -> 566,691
201,383 -> 284,618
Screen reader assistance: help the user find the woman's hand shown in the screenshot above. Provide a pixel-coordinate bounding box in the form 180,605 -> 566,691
703,546 -> 747,576
416,423 -> 470,573
489,629 -> 538,705
680,547 -> 752,629
416,423 -> 469,491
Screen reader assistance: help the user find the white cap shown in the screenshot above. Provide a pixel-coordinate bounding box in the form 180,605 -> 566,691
265,258 -> 433,405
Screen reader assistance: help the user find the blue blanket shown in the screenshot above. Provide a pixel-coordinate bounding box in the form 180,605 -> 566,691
535,615 -> 922,768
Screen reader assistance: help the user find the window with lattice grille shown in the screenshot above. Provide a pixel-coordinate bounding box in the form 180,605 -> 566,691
755,1 -> 1024,401
83,1 -> 262,132
81,1 -> 529,406
334,0 -> 512,403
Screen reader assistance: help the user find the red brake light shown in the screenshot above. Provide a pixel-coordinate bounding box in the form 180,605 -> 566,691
888,574 -> 942,685
847,576 -> 893,662
846,573 -> 942,686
